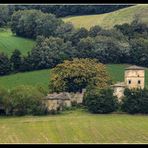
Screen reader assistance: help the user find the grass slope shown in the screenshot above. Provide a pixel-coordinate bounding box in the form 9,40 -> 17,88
0,109 -> 147,143
0,69 -> 50,90
0,64 -> 148,90
63,5 -> 148,29
0,29 -> 35,56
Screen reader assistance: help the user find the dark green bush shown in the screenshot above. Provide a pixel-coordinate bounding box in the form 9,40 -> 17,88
84,87 -> 118,113
3,85 -> 46,116
0,86 -> 8,114
122,88 -> 148,114
0,86 -> 7,103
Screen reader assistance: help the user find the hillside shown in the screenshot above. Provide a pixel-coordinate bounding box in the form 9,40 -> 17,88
63,5 -> 148,29
0,28 -> 35,56
0,64 -> 148,90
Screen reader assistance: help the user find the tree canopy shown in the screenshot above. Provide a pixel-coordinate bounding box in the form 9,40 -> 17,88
49,58 -> 110,92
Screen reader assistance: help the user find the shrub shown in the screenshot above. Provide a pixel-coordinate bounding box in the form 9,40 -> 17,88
0,86 -> 8,114
0,86 -> 7,103
35,85 -> 48,96
4,85 -> 46,115
84,87 -> 118,113
0,52 -> 11,76
122,88 -> 148,114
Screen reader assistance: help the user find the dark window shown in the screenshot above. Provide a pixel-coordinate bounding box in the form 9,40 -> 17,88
128,80 -> 131,84
138,80 -> 141,84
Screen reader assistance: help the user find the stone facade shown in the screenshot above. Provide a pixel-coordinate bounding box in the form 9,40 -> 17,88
124,66 -> 145,89
43,89 -> 86,113
112,65 -> 145,101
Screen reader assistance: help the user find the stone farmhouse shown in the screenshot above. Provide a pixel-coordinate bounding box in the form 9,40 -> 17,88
44,65 -> 145,112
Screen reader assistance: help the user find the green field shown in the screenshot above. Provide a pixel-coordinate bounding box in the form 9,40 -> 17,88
0,69 -> 50,90
0,64 -> 148,90
0,109 -> 147,143
0,28 -> 35,56
63,5 -> 148,29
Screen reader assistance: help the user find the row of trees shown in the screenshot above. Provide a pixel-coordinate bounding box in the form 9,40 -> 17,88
0,8 -> 148,76
1,20 -> 148,76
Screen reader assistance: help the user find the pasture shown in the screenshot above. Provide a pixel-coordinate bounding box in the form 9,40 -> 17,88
0,28 -> 35,56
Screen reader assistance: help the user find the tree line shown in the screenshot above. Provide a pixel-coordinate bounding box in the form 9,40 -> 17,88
0,9 -> 148,76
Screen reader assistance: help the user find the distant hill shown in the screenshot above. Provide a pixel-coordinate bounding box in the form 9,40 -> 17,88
0,28 -> 35,56
63,5 -> 148,29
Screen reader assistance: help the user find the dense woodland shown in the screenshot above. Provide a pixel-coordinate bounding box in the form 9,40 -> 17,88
0,6 -> 148,76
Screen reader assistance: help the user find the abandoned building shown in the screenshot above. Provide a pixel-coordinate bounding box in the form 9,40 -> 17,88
112,65 -> 145,101
43,89 -> 86,112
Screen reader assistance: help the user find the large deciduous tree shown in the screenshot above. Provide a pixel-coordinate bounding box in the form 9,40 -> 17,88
49,58 -> 110,92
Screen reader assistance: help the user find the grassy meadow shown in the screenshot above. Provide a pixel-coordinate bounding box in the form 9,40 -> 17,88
0,109 -> 147,143
0,28 -> 35,56
0,64 -> 148,90
63,5 -> 148,29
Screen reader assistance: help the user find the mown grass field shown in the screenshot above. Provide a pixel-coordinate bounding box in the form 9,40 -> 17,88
0,28 -> 35,56
0,64 -> 148,90
63,5 -> 148,29
0,109 -> 147,143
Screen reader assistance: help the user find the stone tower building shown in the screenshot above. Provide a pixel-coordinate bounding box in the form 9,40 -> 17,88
112,65 -> 145,101
124,65 -> 145,89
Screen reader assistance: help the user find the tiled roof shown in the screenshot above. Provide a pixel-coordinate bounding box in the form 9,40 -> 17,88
125,65 -> 145,70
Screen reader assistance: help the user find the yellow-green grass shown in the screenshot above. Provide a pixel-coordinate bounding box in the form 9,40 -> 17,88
0,64 -> 148,91
0,28 -> 35,56
0,109 -> 147,143
63,5 -> 148,30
